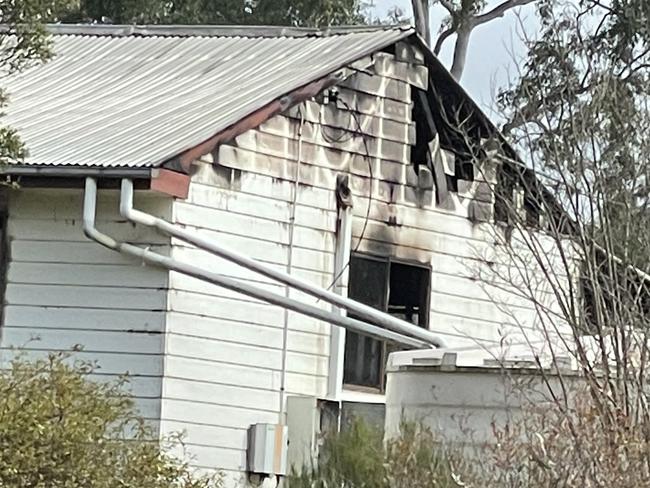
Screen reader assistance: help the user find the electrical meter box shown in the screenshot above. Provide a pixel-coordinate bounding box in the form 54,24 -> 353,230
246,423 -> 288,476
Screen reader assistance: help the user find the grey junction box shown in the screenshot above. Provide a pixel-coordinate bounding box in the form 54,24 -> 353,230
247,423 -> 289,476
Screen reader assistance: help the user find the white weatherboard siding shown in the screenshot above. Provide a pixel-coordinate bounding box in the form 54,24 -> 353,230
157,51 -> 570,484
160,160 -> 334,482
2,188 -> 171,423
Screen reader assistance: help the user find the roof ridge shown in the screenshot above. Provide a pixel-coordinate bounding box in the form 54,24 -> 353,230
37,23 -> 413,38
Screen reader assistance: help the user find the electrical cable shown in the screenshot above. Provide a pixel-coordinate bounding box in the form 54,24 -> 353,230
322,96 -> 374,293
320,103 -> 355,144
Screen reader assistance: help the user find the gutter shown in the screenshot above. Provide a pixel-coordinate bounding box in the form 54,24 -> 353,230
2,165 -> 152,179
4,166 -> 188,198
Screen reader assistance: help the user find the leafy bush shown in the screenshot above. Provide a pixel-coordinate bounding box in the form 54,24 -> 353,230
288,419 -> 463,488
0,353 -> 221,488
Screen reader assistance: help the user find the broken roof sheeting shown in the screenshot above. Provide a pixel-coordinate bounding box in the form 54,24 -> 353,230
3,24 -> 413,168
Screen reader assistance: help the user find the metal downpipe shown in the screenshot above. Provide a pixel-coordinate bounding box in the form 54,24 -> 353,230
119,179 -> 446,348
82,177 -> 431,349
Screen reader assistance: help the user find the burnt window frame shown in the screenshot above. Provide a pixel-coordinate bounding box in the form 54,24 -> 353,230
343,253 -> 431,393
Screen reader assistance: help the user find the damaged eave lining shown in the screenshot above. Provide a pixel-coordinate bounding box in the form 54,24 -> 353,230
409,34 -> 568,225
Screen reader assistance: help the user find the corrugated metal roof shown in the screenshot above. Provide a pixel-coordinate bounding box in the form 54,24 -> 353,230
2,24 -> 415,169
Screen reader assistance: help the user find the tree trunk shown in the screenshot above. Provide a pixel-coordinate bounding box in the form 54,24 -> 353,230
411,0 -> 430,46
450,25 -> 472,81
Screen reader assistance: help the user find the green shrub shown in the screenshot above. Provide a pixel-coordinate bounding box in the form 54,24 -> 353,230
385,422 -> 463,488
0,353 -> 221,488
288,418 -> 464,488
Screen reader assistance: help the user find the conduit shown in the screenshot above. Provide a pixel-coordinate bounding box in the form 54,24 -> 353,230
278,105 -> 305,422
82,177 -> 431,349
118,179 -> 447,348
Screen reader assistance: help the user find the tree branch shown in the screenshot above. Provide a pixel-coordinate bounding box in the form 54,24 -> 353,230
434,26 -> 455,55
450,26 -> 471,80
438,0 -> 457,15
473,0 -> 536,27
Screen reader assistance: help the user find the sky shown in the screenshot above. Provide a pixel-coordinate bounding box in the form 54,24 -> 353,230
369,0 -> 540,116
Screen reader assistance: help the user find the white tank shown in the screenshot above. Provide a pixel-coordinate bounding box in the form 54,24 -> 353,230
384,344 -> 578,446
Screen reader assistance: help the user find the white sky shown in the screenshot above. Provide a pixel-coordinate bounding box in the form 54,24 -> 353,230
369,0 -> 539,116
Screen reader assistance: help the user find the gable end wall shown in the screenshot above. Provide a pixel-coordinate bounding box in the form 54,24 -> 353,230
159,48 -> 571,485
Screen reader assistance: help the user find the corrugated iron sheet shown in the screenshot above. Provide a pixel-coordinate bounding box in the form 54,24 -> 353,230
2,24 -> 414,168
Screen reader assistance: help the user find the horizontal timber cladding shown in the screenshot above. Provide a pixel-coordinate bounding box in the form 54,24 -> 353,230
284,99 -> 416,145
2,188 -> 171,424
160,51 -> 570,483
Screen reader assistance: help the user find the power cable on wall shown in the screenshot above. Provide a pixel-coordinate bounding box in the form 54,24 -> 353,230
279,95 -> 372,406
321,95 -> 374,293
320,97 -> 354,144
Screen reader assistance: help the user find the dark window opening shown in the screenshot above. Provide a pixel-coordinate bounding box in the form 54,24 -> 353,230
494,164 -> 516,224
411,86 -> 481,202
387,262 -> 430,326
445,150 -> 477,194
410,87 -> 450,204
580,273 -> 602,335
456,156 -> 475,182
343,254 -> 430,392
524,194 -> 541,227
580,258 -> 650,335
445,174 -> 457,193
410,88 -> 436,174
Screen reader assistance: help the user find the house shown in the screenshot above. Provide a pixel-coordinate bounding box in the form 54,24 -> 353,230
0,24 -> 569,486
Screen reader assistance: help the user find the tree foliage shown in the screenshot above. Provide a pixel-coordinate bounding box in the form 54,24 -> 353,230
500,0 -> 650,267
57,0 -> 368,27
0,0 -> 75,165
0,353 -> 220,487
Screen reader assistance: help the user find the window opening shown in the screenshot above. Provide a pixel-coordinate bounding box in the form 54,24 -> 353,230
411,86 -> 479,202
494,164 -> 516,224
343,254 -> 431,392
524,193 -> 541,227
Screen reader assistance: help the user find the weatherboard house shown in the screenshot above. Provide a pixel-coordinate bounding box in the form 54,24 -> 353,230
0,24 -> 564,487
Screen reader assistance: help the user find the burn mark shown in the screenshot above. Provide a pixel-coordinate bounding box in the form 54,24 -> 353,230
210,163 -> 242,191
165,70 -> 347,172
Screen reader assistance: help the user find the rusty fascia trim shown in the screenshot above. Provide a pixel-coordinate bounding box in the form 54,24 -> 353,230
166,69 -> 348,173
150,167 -> 190,199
